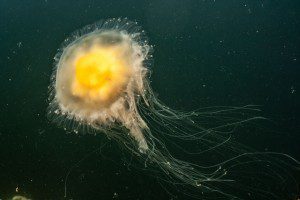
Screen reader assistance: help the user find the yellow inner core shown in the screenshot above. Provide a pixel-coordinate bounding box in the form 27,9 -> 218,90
71,46 -> 130,105
76,51 -> 113,89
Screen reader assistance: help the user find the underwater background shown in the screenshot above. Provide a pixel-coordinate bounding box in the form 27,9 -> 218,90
0,0 -> 299,199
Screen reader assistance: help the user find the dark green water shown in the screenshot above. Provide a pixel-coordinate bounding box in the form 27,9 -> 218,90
0,0 -> 299,199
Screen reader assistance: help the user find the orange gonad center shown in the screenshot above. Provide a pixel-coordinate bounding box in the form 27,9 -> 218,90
76,51 -> 112,89
71,47 -> 130,104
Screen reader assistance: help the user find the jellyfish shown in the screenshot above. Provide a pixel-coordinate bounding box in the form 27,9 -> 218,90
11,196 -> 31,200
47,18 -> 299,199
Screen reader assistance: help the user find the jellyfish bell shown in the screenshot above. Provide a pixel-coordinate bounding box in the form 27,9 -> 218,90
48,18 -> 299,199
